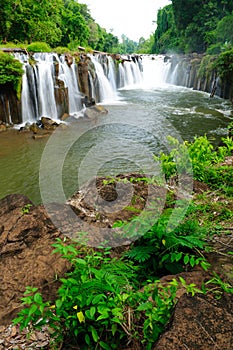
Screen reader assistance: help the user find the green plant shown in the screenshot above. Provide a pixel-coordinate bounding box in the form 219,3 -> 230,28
54,46 -> 70,54
13,240 -> 138,349
213,49 -> 233,83
122,210 -> 210,278
27,42 -> 51,53
134,281 -> 178,348
0,51 -> 24,98
14,239 -> 207,349
203,273 -> 233,299
21,203 -> 32,215
154,135 -> 233,184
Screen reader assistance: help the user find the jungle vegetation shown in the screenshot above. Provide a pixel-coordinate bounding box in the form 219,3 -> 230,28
152,0 -> 233,54
0,0 -> 138,54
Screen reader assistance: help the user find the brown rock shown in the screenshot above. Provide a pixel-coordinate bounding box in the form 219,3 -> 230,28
0,124 -> 7,132
0,194 -> 70,325
41,117 -> 59,130
84,105 -> 108,119
154,293 -> 233,350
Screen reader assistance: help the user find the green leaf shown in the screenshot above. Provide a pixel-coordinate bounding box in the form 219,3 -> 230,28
90,306 -> 96,318
111,323 -> 118,336
96,312 -> 109,320
92,294 -> 105,304
90,326 -> 99,342
190,256 -> 195,267
184,255 -> 189,265
28,304 -> 38,316
33,293 -> 43,304
56,299 -> 63,309
99,341 -> 111,350
85,333 -> 91,345
75,258 -> 87,265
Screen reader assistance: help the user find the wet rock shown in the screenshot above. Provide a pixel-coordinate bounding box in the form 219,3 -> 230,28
60,113 -> 70,121
84,104 -> 108,119
81,95 -> 95,108
154,293 -> 233,350
41,117 -> 59,130
0,123 -> 7,132
64,53 -> 73,67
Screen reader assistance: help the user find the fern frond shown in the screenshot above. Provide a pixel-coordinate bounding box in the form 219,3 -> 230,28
125,246 -> 155,263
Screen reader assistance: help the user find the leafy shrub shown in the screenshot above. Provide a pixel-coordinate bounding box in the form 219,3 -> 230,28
54,46 -> 70,54
0,51 -> 24,98
13,240 -> 182,349
206,43 -> 221,55
154,135 -> 233,183
27,42 -> 51,52
213,49 -> 233,83
123,212 -> 209,278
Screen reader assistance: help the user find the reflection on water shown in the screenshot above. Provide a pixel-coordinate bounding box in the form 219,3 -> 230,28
0,86 -> 232,204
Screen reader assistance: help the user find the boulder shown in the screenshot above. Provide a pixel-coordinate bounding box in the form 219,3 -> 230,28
0,194 -> 69,325
41,117 -> 59,130
154,292 -> 233,350
84,104 -> 108,119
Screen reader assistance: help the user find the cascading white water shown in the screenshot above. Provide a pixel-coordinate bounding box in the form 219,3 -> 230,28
90,55 -> 119,103
33,53 -> 58,119
15,52 -> 174,123
58,55 -> 82,115
107,56 -> 117,92
21,64 -> 36,122
167,62 -> 179,85
141,55 -> 171,89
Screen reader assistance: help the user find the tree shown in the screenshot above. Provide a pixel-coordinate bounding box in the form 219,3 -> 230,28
216,15 -> 233,46
152,5 -> 180,53
0,0 -> 64,45
61,0 -> 90,47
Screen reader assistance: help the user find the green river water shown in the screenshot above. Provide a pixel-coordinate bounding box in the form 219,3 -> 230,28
0,85 -> 232,205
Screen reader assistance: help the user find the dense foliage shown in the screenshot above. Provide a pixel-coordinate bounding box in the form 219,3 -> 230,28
0,51 -> 23,97
0,0 -> 122,53
152,0 -> 233,54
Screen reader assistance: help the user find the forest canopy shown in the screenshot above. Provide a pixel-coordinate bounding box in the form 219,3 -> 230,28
152,0 -> 233,54
0,0 -> 233,54
0,0 -> 138,53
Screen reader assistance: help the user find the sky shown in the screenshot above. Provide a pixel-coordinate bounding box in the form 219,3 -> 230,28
80,0 -> 171,42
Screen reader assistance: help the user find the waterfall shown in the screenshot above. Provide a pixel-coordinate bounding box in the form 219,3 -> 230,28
33,53 -> 58,119
89,55 -> 119,103
141,55 -> 171,88
21,64 -> 38,122
118,56 -> 143,89
167,62 -> 179,85
15,52 -> 83,123
58,55 -> 82,115
11,52 -> 176,124
107,56 -> 117,92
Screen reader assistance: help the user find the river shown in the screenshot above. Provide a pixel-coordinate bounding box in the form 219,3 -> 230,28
0,56 -> 232,205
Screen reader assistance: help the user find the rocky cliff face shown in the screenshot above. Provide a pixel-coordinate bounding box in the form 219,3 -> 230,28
0,84 -> 21,124
168,54 -> 233,102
